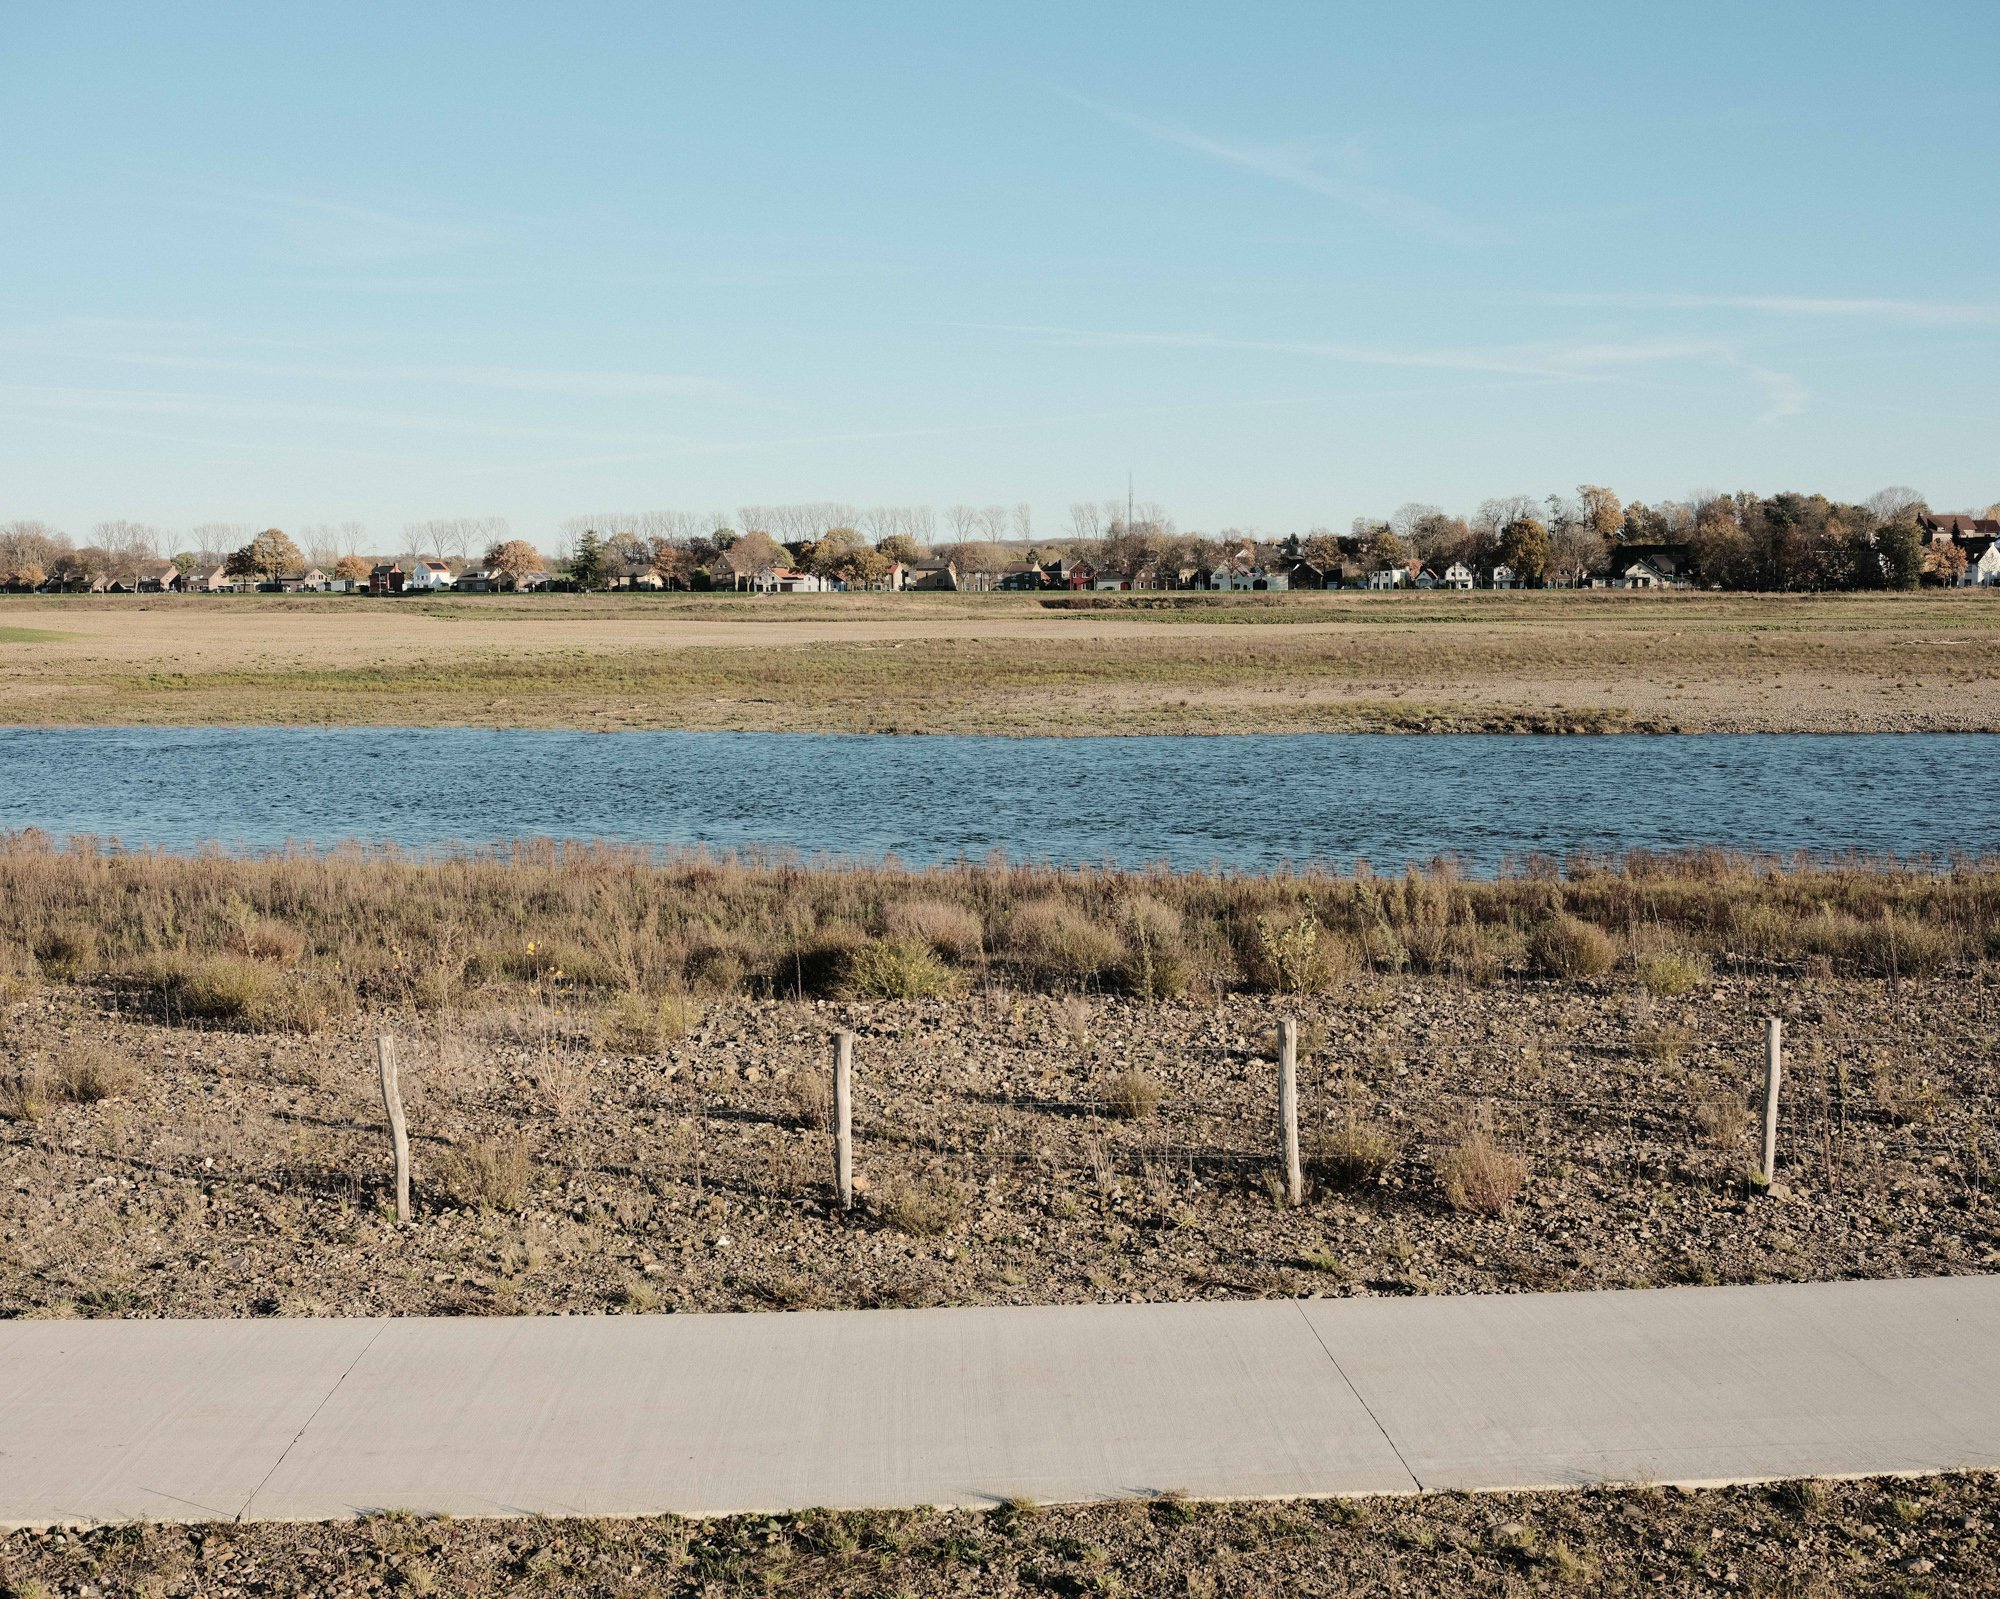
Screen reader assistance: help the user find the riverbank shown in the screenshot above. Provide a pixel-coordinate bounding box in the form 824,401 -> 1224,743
2,589 -> 1995,734
1,1474 -> 1989,1595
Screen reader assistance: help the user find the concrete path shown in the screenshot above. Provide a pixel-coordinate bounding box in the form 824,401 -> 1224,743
1,1275 -> 1996,1526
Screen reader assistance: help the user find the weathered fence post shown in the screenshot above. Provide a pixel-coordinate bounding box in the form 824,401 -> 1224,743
1758,1017 -> 1783,1190
376,1033 -> 411,1224
1277,1017 -> 1303,1207
832,1030 -> 854,1211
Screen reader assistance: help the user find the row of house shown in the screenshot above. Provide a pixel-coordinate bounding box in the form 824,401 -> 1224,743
1918,515 -> 2000,585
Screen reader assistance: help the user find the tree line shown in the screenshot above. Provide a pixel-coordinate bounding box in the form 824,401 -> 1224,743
4,483 -> 1991,593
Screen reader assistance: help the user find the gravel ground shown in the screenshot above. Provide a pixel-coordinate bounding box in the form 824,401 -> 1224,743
3,973 -> 1995,1318
1,1474 -> 1994,1596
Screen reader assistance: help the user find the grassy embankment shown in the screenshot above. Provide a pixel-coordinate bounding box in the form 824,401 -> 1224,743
2,1473 -> 1991,1596
1,588 -> 1995,732
1,841 -> 1994,1320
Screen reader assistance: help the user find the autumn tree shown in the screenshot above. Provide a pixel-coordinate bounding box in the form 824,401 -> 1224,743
1577,485 -> 1623,542
1497,516 -> 1550,584
648,537 -> 694,588
228,528 -> 304,584
1367,529 -> 1411,570
876,533 -> 926,565
333,554 -> 373,583
485,539 -> 544,588
602,532 -> 651,584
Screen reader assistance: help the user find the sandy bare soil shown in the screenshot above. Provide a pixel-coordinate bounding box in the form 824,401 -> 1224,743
3,1473 -> 1992,1596
4,974 -> 1993,1321
2,590 -> 1995,733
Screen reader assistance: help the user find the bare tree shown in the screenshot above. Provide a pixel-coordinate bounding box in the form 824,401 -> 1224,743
1865,485 -> 1925,523
946,504 -> 980,539
1011,503 -> 1032,541
1068,502 -> 1103,541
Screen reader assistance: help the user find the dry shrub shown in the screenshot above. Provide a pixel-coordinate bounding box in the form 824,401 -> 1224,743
1635,1021 -> 1694,1070
51,1042 -> 136,1104
1872,1061 -> 1943,1125
1053,994 -> 1093,1048
845,937 -> 957,1000
884,898 -> 985,959
1693,1090 -> 1749,1149
0,940 -> 37,1003
1099,1068 -> 1163,1121
782,1068 -> 833,1131
1312,1117 -> 1398,1190
876,1170 -> 965,1236
1438,1133 -> 1528,1213
1531,915 -> 1617,981
0,1065 -> 49,1121
772,927 -> 869,999
226,918 -> 307,964
1807,912 -> 1957,979
33,924 -> 98,978
1006,898 -> 1126,984
149,954 -> 350,1033
596,989 -> 699,1053
438,1135 -> 533,1211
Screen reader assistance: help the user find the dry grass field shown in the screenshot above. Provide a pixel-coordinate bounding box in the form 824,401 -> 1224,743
2,844 -> 1994,1321
3,1472 -> 1991,1597
2,588 -> 1995,733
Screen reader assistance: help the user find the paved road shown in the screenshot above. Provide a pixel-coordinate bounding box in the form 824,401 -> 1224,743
2,1275 -> 1996,1526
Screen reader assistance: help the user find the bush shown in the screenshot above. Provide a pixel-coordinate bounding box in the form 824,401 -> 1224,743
51,1042 -> 135,1104
1634,944 -> 1710,997
148,953 -> 349,1033
1006,898 -> 1126,984
438,1135 -> 533,1211
1099,1068 -> 1163,1121
1531,915 -> 1617,981
33,924 -> 98,978
1312,1117 -> 1398,1189
884,898 -> 985,958
846,937 -> 957,1000
1118,895 -> 1188,999
226,918 -> 307,964
1247,910 -> 1353,994
877,1171 -> 965,1236
597,989 -> 699,1053
0,1066 -> 49,1121
1438,1133 -> 1528,1213
1808,912 -> 1957,978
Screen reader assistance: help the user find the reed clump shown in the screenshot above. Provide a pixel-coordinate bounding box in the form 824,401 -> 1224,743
0,836 -> 1987,1031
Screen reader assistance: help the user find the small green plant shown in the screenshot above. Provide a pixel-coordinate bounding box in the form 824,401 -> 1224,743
1772,1478 -> 1827,1520
1099,1068 -> 1163,1121
846,937 -> 956,999
1254,909 -> 1326,994
877,1171 -> 965,1236
1635,946 -> 1710,997
597,989 -> 699,1052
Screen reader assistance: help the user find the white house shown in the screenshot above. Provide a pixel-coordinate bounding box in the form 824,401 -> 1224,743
404,559 -> 456,591
1441,562 -> 1475,590
1959,537 -> 2000,586
1489,563 -> 1520,590
1366,566 -> 1408,590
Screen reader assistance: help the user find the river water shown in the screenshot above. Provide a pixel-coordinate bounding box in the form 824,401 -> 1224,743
0,727 -> 1991,873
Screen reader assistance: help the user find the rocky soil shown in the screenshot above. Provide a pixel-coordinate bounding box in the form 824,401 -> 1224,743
2,971 -> 1995,1319
2,1474 -> 1995,1597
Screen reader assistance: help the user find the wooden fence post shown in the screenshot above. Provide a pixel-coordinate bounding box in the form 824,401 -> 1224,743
376,1033 -> 411,1224
832,1030 -> 854,1211
1277,1017 -> 1303,1207
1759,1017 -> 1783,1190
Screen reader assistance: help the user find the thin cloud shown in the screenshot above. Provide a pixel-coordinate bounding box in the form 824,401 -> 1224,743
987,323 -> 1807,421
1535,291 -> 2000,327
1070,94 -> 1484,248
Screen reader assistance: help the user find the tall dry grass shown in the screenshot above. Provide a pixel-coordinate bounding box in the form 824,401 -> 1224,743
0,834 -> 1991,1027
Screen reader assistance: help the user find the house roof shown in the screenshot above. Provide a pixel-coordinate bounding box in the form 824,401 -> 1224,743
1922,514 -> 2000,537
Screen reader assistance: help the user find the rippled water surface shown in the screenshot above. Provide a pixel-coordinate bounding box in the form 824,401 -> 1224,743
1,728 -> 1992,873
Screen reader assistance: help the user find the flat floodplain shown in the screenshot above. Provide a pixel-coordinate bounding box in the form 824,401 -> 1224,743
2,589 -> 1995,733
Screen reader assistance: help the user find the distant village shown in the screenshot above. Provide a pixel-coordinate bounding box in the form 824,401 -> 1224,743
4,489 -> 1997,596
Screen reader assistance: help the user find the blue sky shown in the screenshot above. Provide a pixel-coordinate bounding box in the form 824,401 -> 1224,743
3,0 -> 1997,547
